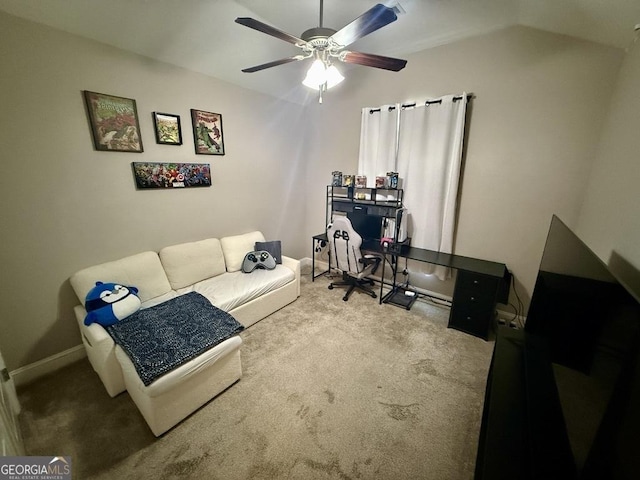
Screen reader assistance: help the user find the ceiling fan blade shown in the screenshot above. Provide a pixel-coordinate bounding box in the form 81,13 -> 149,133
330,3 -> 399,47
235,17 -> 306,46
241,56 -> 304,73
340,51 -> 407,71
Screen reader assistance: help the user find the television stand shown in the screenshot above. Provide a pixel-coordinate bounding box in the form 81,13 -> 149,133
475,327 -> 576,479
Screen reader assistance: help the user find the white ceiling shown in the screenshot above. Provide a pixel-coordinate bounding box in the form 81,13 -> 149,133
1,0 -> 639,104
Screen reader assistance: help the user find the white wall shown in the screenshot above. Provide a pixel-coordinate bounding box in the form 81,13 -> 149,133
0,12 -> 308,371
577,35 -> 640,290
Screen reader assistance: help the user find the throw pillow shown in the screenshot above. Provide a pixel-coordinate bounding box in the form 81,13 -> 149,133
84,281 -> 141,326
220,231 -> 266,272
255,240 -> 282,264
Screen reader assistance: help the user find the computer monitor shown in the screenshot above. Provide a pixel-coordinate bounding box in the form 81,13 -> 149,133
346,211 -> 383,241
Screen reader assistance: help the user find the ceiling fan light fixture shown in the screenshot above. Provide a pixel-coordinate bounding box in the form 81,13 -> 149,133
302,59 -> 327,89
302,59 -> 344,90
325,64 -> 344,89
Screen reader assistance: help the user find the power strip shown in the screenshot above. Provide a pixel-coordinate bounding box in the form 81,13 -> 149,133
497,317 -> 519,329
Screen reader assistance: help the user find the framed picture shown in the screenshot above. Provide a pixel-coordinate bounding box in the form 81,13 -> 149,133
153,112 -> 182,145
132,162 -> 211,189
191,109 -> 224,155
83,91 -> 143,152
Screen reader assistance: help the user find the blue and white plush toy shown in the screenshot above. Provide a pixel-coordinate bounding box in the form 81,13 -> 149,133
84,281 -> 141,326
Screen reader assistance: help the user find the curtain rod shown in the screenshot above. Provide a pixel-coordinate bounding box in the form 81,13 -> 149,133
369,94 -> 474,114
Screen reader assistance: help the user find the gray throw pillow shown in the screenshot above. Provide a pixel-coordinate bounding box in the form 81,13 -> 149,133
255,240 -> 282,264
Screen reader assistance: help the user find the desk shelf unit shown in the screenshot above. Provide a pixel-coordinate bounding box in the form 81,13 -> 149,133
326,185 -> 404,228
315,185 -> 405,285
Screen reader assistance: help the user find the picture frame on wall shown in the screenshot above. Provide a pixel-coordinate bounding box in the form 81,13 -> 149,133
153,112 -> 182,145
190,109 -> 224,155
83,90 -> 143,152
132,162 -> 211,189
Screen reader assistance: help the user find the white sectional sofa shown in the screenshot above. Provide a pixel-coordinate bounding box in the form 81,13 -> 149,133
70,231 -> 300,435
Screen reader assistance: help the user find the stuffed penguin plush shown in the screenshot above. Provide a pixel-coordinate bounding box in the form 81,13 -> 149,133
84,281 -> 141,326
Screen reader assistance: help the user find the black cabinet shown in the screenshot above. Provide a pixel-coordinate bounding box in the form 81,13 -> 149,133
449,270 -> 504,340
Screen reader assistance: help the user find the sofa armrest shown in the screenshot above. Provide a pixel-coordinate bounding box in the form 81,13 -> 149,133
281,255 -> 301,297
74,304 -> 124,397
73,305 -> 114,348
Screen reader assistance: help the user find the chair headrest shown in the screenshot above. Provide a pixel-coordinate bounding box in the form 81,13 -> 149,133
330,215 -> 356,233
328,215 -> 362,245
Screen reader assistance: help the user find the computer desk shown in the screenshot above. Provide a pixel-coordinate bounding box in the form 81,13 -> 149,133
312,233 -> 510,340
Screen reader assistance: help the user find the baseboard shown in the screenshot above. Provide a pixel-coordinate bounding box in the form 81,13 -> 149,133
300,257 -> 313,274
10,345 -> 86,388
302,257 -> 330,276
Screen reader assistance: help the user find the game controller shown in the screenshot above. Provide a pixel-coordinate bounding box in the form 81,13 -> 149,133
242,250 -> 276,273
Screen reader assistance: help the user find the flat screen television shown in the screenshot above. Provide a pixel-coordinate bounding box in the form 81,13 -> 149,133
525,215 -> 640,478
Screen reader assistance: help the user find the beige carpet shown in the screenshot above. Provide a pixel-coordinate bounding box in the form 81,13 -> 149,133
18,271 -> 494,479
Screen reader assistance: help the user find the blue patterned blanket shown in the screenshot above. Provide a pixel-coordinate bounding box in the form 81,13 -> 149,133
106,292 -> 244,386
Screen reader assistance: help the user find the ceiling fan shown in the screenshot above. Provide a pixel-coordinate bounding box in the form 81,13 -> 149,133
235,1 -> 407,100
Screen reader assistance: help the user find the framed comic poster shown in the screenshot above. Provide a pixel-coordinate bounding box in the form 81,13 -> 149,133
132,162 -> 211,189
191,109 -> 224,155
153,112 -> 182,145
83,91 -> 143,152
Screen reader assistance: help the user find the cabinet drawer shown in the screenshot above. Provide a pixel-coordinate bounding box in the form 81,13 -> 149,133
450,271 -> 500,340
455,271 -> 499,297
455,290 -> 496,309
449,308 -> 493,340
452,298 -> 495,318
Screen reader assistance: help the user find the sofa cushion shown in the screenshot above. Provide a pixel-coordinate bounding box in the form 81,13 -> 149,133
220,231 -> 266,273
141,291 -> 179,309
159,238 -> 226,290
71,251 -> 172,305
178,265 -> 294,312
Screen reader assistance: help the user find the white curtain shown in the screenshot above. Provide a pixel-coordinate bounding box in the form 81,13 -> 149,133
358,104 -> 399,200
359,94 -> 468,280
